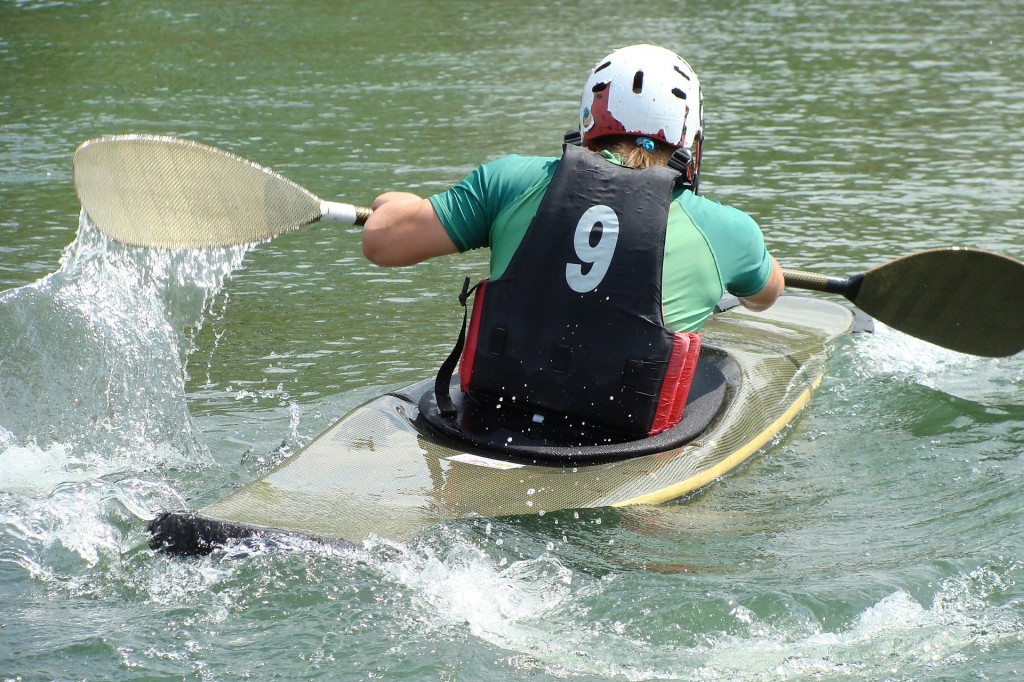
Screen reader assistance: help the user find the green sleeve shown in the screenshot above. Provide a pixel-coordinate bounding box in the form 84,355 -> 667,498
428,155 -> 557,253
680,193 -> 773,298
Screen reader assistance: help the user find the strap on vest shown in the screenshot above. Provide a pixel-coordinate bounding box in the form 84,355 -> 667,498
668,147 -> 698,193
434,276 -> 480,416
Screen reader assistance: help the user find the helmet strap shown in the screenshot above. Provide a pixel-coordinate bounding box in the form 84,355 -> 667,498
667,134 -> 702,194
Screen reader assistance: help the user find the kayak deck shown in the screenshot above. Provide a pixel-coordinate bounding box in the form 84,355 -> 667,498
153,295 -> 856,551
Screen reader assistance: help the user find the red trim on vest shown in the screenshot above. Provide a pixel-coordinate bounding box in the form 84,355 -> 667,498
648,332 -> 702,435
459,279 -> 488,393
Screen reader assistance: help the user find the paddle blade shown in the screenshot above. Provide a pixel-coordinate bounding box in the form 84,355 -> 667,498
854,248 -> 1024,357
73,134 -> 322,248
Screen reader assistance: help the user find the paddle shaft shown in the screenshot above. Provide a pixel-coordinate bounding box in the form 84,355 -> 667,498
782,268 -> 864,300
321,201 -> 372,225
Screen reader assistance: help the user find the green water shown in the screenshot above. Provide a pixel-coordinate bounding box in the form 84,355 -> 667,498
2,0 -> 1022,679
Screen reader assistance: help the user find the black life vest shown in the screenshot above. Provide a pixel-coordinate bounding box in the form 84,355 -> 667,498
455,144 -> 700,438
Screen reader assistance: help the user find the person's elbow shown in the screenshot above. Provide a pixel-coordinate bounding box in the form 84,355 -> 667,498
361,225 -> 392,266
360,197 -> 457,267
361,194 -> 414,266
361,206 -> 408,266
362,233 -> 418,267
738,256 -> 784,312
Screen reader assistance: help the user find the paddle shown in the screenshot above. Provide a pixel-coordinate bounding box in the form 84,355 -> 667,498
72,135 -> 1023,357
73,134 -> 371,248
784,250 -> 1024,357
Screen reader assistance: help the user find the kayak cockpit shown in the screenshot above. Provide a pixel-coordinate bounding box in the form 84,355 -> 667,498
415,347 -> 733,466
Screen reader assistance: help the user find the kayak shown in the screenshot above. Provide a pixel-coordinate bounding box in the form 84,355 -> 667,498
65,135 -> 1019,556
149,294 -> 869,555
67,136 -> 1020,557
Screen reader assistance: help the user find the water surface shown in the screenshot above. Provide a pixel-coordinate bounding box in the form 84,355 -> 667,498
2,1 -> 1022,679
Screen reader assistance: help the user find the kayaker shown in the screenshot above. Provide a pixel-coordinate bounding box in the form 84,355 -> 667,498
362,44 -> 784,439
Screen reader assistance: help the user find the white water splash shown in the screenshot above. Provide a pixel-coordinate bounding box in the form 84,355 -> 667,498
0,215 -> 252,599
0,214 -> 248,492
363,530 -> 1023,681
852,321 -> 1023,404
370,532 -> 578,645
686,568 -> 1023,681
2,476 -> 186,589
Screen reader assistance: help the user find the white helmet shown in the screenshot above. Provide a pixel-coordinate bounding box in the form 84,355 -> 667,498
579,44 -> 703,151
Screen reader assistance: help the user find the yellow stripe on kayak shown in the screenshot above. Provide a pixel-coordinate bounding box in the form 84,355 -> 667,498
613,376 -> 823,507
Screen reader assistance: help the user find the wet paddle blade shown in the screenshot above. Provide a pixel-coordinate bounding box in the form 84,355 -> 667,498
73,135 -> 324,248
786,248 -> 1024,357
853,248 -> 1024,357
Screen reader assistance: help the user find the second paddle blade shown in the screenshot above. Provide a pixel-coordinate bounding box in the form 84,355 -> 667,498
854,248 -> 1024,357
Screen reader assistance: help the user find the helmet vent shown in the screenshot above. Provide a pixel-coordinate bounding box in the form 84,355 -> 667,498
632,70 -> 644,93
673,65 -> 691,80
594,61 -> 612,73
592,82 -> 609,93
671,87 -> 687,100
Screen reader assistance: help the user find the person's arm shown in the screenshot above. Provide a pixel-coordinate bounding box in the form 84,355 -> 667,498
361,191 -> 458,266
737,255 -> 784,311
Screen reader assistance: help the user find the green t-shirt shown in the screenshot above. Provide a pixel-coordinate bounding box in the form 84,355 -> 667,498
428,154 -> 773,332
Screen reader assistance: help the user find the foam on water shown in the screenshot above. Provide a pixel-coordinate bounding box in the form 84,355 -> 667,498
0,435 -> 103,496
851,321 -> 1023,404
362,531 -> 1023,680
371,533 -> 577,641
2,477 -> 185,588
686,570 -> 1022,681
